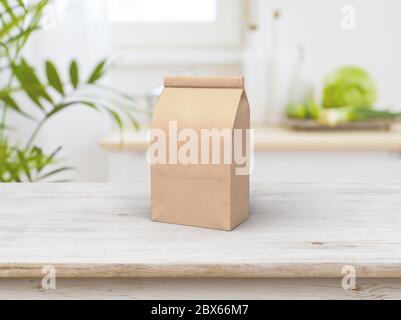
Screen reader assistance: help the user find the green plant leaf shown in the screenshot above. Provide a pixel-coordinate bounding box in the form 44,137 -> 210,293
128,113 -> 140,130
28,146 -> 43,170
16,149 -> 32,182
0,123 -> 13,131
105,107 -> 123,128
37,146 -> 62,173
1,0 -> 16,17
15,0 -> 28,13
87,58 -> 107,84
35,166 -> 74,182
4,0 -> 49,51
12,59 -> 53,109
0,91 -> 33,119
20,58 -> 53,102
47,100 -> 99,118
45,60 -> 64,96
0,140 -> 72,182
0,10 -> 26,40
69,60 -> 79,89
0,92 -> 21,110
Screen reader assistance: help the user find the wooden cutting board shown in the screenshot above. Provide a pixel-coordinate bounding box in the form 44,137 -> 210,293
284,119 -> 398,131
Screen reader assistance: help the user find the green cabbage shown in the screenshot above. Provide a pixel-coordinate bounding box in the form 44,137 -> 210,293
322,66 -> 377,109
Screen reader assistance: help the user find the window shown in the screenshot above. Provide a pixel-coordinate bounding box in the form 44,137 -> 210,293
108,0 -> 243,48
109,0 -> 217,23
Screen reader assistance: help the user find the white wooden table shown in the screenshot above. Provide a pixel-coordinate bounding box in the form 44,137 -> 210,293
1,183 -> 401,299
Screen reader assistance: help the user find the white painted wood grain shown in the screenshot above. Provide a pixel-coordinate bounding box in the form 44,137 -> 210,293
1,183 -> 401,278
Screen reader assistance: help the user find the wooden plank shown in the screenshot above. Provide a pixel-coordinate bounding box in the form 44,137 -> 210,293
1,278 -> 401,300
99,126 -> 401,151
1,183 -> 401,278
2,263 -> 401,279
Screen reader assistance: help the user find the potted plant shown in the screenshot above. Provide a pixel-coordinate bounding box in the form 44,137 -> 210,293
0,0 -> 140,182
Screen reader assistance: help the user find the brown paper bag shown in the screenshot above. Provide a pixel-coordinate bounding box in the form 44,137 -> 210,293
150,77 -> 250,231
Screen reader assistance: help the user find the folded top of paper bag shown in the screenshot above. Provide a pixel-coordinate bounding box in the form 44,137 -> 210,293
164,77 -> 244,89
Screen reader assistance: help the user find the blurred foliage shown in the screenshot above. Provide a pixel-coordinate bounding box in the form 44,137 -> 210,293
286,65 -> 401,126
0,0 -> 141,182
317,106 -> 401,126
286,101 -> 319,120
0,141 -> 72,182
286,102 -> 401,127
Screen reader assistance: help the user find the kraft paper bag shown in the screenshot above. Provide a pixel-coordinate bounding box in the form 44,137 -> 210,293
150,77 -> 250,231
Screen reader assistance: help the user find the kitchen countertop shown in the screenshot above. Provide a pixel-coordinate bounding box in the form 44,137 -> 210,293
99,125 -> 401,152
1,182 -> 401,279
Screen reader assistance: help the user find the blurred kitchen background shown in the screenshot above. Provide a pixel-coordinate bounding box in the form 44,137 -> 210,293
8,0 -> 401,183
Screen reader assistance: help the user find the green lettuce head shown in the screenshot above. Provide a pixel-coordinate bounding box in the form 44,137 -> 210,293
322,66 -> 377,109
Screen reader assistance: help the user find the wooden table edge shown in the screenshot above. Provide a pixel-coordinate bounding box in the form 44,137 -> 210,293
2,262 -> 401,279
